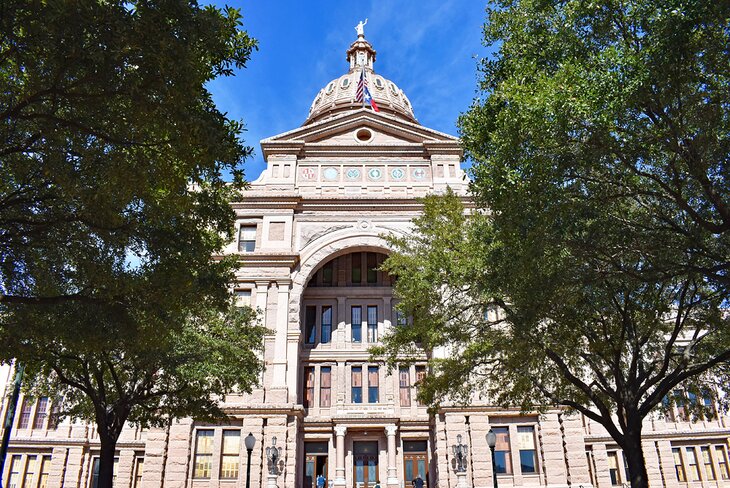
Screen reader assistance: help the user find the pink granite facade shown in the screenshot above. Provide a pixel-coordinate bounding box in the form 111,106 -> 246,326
1,32 -> 729,488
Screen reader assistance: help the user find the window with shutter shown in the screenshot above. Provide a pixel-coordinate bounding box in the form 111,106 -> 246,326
320,367 -> 331,407
352,366 -> 363,404
238,225 -> 256,252
399,367 -> 411,406
368,366 -> 379,403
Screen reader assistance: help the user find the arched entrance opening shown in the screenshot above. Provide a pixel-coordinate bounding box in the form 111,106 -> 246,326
297,247 -> 400,488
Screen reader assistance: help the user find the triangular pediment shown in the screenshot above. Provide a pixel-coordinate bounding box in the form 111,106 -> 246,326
261,109 -> 459,159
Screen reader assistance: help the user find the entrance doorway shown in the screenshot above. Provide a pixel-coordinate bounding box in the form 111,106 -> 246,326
304,442 -> 329,488
353,441 -> 379,488
403,440 -> 428,488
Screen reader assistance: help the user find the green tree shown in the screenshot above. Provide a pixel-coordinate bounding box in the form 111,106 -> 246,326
377,1 -> 730,487
3,303 -> 266,488
0,1 -> 262,486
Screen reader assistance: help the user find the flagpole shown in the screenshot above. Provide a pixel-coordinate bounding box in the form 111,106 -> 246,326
361,66 -> 366,109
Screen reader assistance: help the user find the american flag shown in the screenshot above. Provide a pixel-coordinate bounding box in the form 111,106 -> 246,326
356,68 -> 379,112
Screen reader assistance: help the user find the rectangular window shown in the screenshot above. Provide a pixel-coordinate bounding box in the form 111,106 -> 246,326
351,252 -> 362,284
608,451 -> 622,485
193,429 -> 214,478
17,397 -> 32,429
8,455 -> 21,488
33,397 -> 49,429
220,430 -> 240,479
367,306 -> 378,342
238,225 -> 256,252
133,458 -> 144,488
368,366 -> 379,403
320,366 -> 332,407
235,290 -> 252,307
321,306 -> 332,344
305,306 -> 317,345
351,306 -> 362,343
90,457 -> 99,488
90,456 -> 118,488
675,391 -> 688,421
717,445 -> 730,480
701,446 -> 715,481
415,366 -> 426,406
493,427 -> 512,474
351,366 -> 363,404
673,448 -> 686,482
367,252 -> 377,283
686,447 -> 700,481
23,455 -> 37,488
399,367 -> 411,407
303,367 -> 315,408
517,426 -> 537,473
395,309 -> 408,327
49,401 -> 61,430
38,455 -> 51,488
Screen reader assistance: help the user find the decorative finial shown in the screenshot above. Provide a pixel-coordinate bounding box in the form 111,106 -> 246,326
355,18 -> 368,37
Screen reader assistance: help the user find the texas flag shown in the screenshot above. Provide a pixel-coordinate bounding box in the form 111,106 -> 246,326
356,68 -> 380,112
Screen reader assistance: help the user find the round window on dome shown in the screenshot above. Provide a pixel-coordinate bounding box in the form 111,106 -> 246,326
341,77 -> 350,88
326,82 -> 335,94
389,82 -> 398,96
355,128 -> 373,143
374,77 -> 384,89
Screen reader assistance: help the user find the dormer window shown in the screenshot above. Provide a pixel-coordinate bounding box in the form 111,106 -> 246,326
238,225 -> 256,253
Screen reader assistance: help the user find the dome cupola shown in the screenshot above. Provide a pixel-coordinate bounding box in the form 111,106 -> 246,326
304,21 -> 417,125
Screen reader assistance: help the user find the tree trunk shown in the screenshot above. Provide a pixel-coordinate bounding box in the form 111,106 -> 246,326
98,431 -> 118,488
623,419 -> 650,488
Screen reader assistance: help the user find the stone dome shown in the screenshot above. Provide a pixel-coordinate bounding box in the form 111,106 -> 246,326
304,35 -> 417,125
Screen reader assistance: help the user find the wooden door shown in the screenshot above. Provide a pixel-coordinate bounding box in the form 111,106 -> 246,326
403,452 -> 427,487
353,441 -> 379,488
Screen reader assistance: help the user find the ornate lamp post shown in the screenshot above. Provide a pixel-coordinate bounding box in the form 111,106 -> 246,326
486,429 -> 498,488
452,434 -> 469,488
266,436 -> 282,488
244,433 -> 256,488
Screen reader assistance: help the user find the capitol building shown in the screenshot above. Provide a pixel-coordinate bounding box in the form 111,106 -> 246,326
2,29 -> 730,488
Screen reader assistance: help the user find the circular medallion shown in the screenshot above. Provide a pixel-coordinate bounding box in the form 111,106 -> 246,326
368,168 -> 383,180
391,168 -> 405,180
323,167 -> 338,181
301,168 -> 316,180
412,168 -> 426,180
346,168 -> 361,180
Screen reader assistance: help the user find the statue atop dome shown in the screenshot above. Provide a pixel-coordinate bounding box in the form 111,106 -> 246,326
355,19 -> 368,37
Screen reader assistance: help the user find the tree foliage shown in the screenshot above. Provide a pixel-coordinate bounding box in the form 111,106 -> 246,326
377,2 -> 730,488
0,2 -> 262,487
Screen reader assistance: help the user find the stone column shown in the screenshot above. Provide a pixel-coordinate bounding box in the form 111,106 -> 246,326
334,425 -> 347,486
385,425 -> 399,487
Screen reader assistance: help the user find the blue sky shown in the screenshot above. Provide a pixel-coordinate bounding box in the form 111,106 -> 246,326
207,0 -> 493,180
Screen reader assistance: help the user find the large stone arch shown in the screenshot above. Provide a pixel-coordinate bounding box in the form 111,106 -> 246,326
288,232 -> 392,326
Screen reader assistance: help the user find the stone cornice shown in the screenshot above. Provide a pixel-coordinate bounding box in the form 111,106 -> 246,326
584,427 -> 730,443
8,438 -> 145,449
231,195 -> 300,210
235,253 -> 299,268
224,404 -> 305,417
